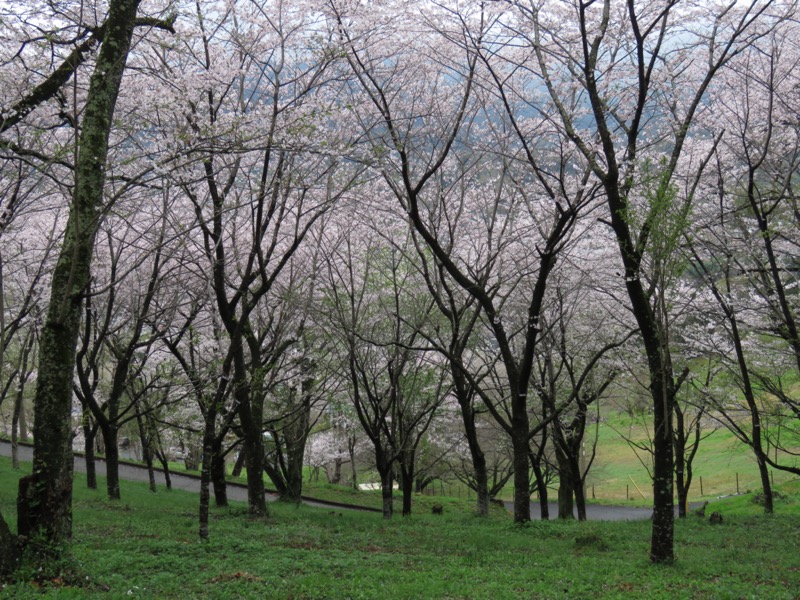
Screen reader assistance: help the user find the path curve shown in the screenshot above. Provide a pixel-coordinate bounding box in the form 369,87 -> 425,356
2,441 -> 702,520
0,440 -> 378,512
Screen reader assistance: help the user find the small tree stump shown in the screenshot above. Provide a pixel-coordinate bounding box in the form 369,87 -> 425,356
432,504 -> 443,515
694,501 -> 708,517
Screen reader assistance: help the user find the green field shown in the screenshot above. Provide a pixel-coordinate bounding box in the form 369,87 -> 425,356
109,404 -> 799,508
1,457 -> 799,599
586,409 -> 800,502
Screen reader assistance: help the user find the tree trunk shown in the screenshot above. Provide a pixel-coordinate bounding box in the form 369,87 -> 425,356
511,432 -> 531,523
531,461 -> 549,521
135,408 -> 156,493
457,383 -> 490,517
154,450 -> 172,490
574,480 -> 587,522
263,459 -> 288,498
283,464 -> 303,504
650,384 -> 675,563
475,471 -> 490,518
557,479 -> 574,520
280,394 -> 311,503
198,425 -> 213,541
11,369 -> 29,470
329,458 -> 342,485
16,0 -> 142,547
555,447 -> 574,520
605,179 -> 676,562
674,403 -> 688,518
83,424 -> 98,490
232,337 -> 267,516
231,450 -> 245,478
10,419 -> 19,470
756,452 -> 773,514
399,458 -> 414,517
100,426 -> 121,500
240,416 -> 267,516
211,438 -> 228,508
19,394 -> 28,442
11,398 -> 21,470
183,443 -> 201,471
0,509 -> 19,578
348,435 -> 358,490
379,466 -> 394,520
675,465 -> 687,519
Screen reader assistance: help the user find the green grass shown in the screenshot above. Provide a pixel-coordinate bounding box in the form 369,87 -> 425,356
2,457 -> 799,599
16,400 -> 791,511
580,408 -> 800,503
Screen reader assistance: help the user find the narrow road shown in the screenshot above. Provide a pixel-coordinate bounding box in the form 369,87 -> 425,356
1,440 -> 255,502
2,441 -> 701,520
0,441 -> 378,512
503,500 -> 660,521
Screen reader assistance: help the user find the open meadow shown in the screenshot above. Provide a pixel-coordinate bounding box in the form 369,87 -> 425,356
1,457 -> 798,599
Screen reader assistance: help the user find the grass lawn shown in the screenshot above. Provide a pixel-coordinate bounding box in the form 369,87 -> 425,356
1,457 -> 799,599
572,408 -> 799,503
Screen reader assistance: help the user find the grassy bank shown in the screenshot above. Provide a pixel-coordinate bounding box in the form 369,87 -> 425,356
587,409 -> 800,502
1,457 -> 799,599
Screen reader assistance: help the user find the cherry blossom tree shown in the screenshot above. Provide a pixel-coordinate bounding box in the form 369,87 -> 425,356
504,0 -> 787,561
330,0 -> 611,524
688,19 -> 800,512
532,275 -> 634,520
146,0 -> 359,517
4,0 -> 175,557
74,199 -> 174,501
163,293 -> 238,539
260,249 -> 340,503
322,217 -> 449,518
0,178 -> 61,470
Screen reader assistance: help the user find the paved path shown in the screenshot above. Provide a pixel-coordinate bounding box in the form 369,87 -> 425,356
503,500 -> 667,521
0,440 -> 256,501
0,441 -> 372,511
2,441 -> 701,520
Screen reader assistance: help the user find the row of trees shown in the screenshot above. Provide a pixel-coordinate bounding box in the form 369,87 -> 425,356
0,0 -> 799,570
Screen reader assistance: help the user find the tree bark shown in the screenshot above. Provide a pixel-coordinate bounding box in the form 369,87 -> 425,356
756,452 -> 773,514
239,393 -> 268,517
531,461 -> 549,521
11,340 -> 32,470
650,383 -> 675,563
231,451 -> 245,478
604,180 -> 676,562
274,383 -> 312,503
11,390 -> 23,470
379,466 -> 394,520
574,475 -> 587,522
555,445 -> 575,520
0,509 -> 19,578
199,423 -> 213,541
473,456 -> 490,519
83,422 -> 98,490
454,369 -> 490,517
100,426 -> 121,500
154,450 -> 172,491
511,432 -> 531,523
399,456 -> 414,517
211,437 -> 228,508
348,434 -> 358,490
135,408 -> 156,493
674,403 -> 688,518
16,0 -> 142,546
328,458 -> 342,485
